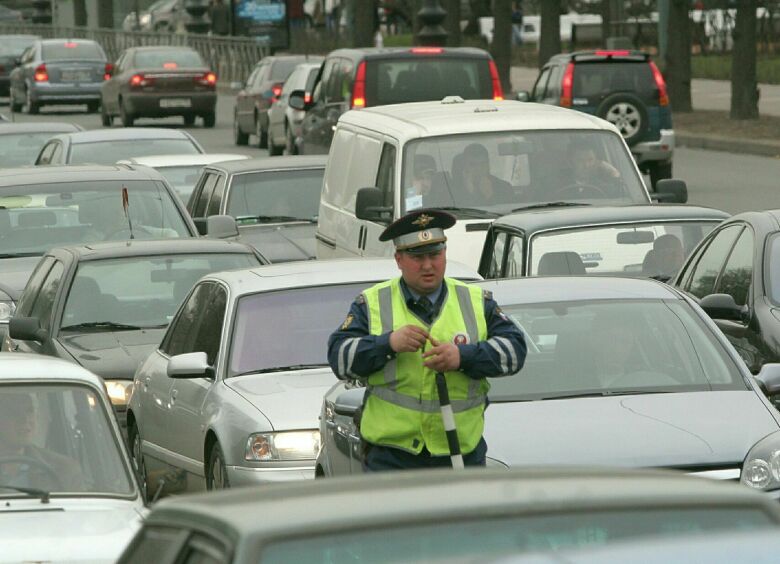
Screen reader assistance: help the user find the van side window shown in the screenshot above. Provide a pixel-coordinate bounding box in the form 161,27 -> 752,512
376,143 -> 396,209
347,134 -> 383,211
322,128 -> 355,209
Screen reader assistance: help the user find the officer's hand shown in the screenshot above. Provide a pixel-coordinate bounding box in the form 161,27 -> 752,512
389,325 -> 430,353
422,337 -> 461,372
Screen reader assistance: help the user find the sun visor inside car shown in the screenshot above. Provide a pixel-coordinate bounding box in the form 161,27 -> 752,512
617,230 -> 655,244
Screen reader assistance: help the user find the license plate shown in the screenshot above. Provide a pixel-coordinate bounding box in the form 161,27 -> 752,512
61,70 -> 91,82
160,98 -> 191,108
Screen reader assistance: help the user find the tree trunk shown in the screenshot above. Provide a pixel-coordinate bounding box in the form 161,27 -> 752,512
353,0 -> 376,48
539,1 -> 561,69
444,0 -> 461,47
730,0 -> 759,119
490,0 -> 511,93
601,0 -> 611,46
74,0 -> 87,27
97,0 -> 114,29
665,0 -> 692,112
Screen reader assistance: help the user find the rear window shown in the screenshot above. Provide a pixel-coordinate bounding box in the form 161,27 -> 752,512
270,59 -> 304,81
366,56 -> 492,106
42,42 -> 104,61
134,49 -> 203,69
69,138 -> 201,164
573,62 -> 655,100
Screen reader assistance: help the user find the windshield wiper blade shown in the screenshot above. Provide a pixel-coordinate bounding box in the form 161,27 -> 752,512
511,202 -> 591,213
60,321 -> 142,331
0,252 -> 42,258
237,215 -> 315,224
539,390 -> 671,400
233,363 -> 328,377
0,484 -> 50,503
430,206 -> 499,218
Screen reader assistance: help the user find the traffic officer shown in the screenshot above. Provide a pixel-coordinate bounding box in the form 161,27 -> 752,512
327,209 -> 526,471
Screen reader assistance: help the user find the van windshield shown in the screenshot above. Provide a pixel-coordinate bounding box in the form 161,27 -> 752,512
401,130 -> 648,216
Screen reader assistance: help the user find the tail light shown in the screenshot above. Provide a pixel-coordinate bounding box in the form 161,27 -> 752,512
304,92 -> 312,104
351,61 -> 366,108
410,47 -> 443,54
488,60 -> 504,101
271,82 -> 283,101
649,61 -> 669,107
103,62 -> 113,81
560,62 -> 575,107
130,73 -> 154,88
34,64 -> 48,82
594,50 -> 630,57
196,72 -> 217,87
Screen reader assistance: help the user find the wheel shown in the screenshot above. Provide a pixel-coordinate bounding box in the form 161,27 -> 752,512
120,100 -> 134,127
23,88 -> 39,115
101,103 -> 113,126
256,115 -> 268,149
233,113 -> 248,145
554,183 -> 608,200
596,93 -> 648,147
86,101 -> 99,113
128,422 -> 148,499
284,122 -> 297,155
202,111 -> 215,128
183,114 -> 196,127
206,441 -> 230,490
648,161 -> 673,190
268,128 -> 283,156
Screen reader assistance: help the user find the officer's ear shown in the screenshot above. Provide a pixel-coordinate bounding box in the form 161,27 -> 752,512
394,251 -> 403,269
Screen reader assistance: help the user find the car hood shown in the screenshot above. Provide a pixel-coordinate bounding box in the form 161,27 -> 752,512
0,498 -> 145,563
0,256 -> 42,301
59,329 -> 166,380
225,367 -> 338,430
485,391 -> 779,469
237,223 -> 316,262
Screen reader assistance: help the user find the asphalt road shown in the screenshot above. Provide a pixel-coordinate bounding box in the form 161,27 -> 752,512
4,94 -> 779,216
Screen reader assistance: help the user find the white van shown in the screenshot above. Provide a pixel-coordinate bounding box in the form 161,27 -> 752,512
315,98 -> 686,268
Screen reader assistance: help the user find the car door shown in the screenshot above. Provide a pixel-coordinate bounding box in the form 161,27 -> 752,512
14,258 -> 67,357
235,65 -> 261,132
104,51 -> 127,113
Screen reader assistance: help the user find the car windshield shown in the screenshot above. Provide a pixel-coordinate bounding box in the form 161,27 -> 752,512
270,59 -> 304,81
156,165 -> 203,201
0,37 -> 35,57
134,49 -> 204,69
0,132 -> 65,167
402,130 -> 647,216
528,220 -> 720,280
488,299 -> 746,401
69,139 -> 201,164
229,283 -> 372,376
227,168 -> 324,223
261,507 -> 773,563
42,42 -> 104,61
0,180 -> 191,256
61,253 -> 258,330
0,384 -> 135,497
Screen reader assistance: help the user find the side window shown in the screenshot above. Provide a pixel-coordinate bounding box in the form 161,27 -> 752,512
16,257 -> 55,317
37,143 -> 56,165
338,59 -> 354,103
21,46 -> 34,64
318,59 -> 337,102
506,235 -> 524,277
326,58 -> 346,102
376,142 -> 397,210
177,533 -> 229,564
687,225 -> 743,300
717,228 -> 754,307
30,260 -> 65,333
114,52 -> 127,74
191,285 -> 227,366
206,175 -> 226,216
545,64 -> 563,101
484,231 -> 508,279
121,526 -> 188,564
194,173 -> 218,218
50,143 -> 63,164
252,64 -> 267,88
531,67 -> 551,101
162,283 -> 214,357
245,67 -> 259,89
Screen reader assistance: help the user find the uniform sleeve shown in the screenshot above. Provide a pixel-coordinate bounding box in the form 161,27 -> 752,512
327,295 -> 395,380
457,292 -> 527,379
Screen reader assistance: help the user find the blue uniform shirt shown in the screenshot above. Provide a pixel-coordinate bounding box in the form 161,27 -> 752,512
328,278 -> 526,380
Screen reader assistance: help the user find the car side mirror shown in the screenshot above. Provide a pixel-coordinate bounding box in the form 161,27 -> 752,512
9,316 -> 47,343
516,90 -> 530,102
206,214 -> 239,239
355,187 -> 392,223
167,352 -> 213,379
334,387 -> 366,417
289,89 -> 308,111
653,179 -> 688,204
755,363 -> 780,396
699,293 -> 747,322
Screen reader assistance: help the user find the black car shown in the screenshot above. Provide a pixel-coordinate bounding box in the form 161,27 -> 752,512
289,47 -> 503,154
673,210 -> 780,375
0,121 -> 82,167
186,156 -> 326,262
0,34 -> 38,96
3,239 -> 266,422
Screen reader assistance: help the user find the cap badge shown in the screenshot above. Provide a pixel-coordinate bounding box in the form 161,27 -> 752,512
412,213 -> 434,228
418,230 -> 432,242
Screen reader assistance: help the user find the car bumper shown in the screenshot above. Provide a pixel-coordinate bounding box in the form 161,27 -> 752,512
125,92 -> 217,116
632,129 -> 675,165
226,464 -> 314,485
31,82 -> 102,103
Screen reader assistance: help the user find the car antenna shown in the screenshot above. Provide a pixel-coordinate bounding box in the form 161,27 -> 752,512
121,186 -> 135,239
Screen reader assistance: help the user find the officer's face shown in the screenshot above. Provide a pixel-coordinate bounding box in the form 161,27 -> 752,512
395,249 -> 446,295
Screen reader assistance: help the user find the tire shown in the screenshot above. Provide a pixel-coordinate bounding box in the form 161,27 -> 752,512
101,104 -> 113,126
183,114 -> 196,127
596,93 -> 649,147
202,111 -> 216,128
128,422 -> 148,500
256,115 -> 268,149
120,100 -> 135,127
233,113 -> 248,145
648,161 -> 673,191
285,122 -> 297,155
23,88 -> 39,115
268,127 -> 283,156
206,441 -> 230,490
86,101 -> 100,113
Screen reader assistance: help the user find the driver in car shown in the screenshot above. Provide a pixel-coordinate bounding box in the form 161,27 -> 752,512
569,142 -> 622,195
0,392 -> 82,492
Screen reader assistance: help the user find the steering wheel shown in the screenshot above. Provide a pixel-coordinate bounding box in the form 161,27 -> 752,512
554,183 -> 608,200
104,225 -> 154,241
0,455 -> 63,490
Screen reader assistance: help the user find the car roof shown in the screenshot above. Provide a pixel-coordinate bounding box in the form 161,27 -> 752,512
0,352 -> 105,388
0,164 -> 164,186
39,38 -> 99,45
204,258 -> 480,295
494,204 -> 730,233
0,122 -> 82,134
0,34 -> 38,39
340,99 -> 616,140
257,54 -> 319,64
49,127 -> 197,144
144,467 -> 780,540
52,239 -> 255,261
730,209 -> 780,230
479,275 -> 681,304
119,154 -> 248,167
206,155 -> 327,174
326,46 -> 492,60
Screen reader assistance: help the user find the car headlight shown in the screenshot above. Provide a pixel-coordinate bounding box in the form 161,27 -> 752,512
245,430 -> 320,462
105,380 -> 132,406
741,431 -> 780,491
0,299 -> 15,324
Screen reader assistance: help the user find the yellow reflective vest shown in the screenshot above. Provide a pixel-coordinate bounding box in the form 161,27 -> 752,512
360,277 -> 488,455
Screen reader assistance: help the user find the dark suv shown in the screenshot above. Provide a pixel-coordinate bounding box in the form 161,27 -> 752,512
289,47 -> 503,155
522,50 -> 673,189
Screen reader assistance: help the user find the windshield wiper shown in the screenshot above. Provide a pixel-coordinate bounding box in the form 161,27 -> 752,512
0,252 -> 42,259
60,321 -> 142,332
233,363 -> 328,377
430,206 -> 499,219
511,202 -> 591,213
539,390 -> 672,401
0,485 -> 50,503
236,215 -> 316,224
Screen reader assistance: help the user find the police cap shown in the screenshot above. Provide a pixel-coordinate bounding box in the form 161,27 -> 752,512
379,209 -> 456,254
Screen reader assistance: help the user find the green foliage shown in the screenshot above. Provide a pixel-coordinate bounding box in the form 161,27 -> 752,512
693,54 -> 780,84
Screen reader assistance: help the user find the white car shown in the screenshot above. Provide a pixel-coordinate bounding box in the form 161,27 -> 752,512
127,258 -> 479,495
0,353 -> 146,563
117,153 -> 249,202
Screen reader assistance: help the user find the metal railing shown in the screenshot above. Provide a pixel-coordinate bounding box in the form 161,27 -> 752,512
0,23 -> 269,83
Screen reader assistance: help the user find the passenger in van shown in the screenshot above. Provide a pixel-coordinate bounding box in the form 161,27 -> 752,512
452,143 -> 514,206
405,154 -> 437,210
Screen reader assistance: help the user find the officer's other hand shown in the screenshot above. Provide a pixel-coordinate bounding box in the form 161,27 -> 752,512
390,325 -> 430,353
422,337 -> 461,372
